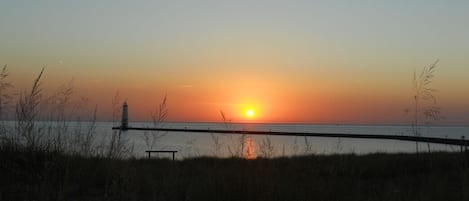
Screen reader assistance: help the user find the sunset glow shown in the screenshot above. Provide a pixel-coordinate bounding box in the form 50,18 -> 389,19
2,1 -> 469,124
245,137 -> 256,159
246,109 -> 255,118
4,2 -> 469,200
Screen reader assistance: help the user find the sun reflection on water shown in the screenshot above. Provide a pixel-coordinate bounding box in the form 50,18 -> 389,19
245,137 -> 256,159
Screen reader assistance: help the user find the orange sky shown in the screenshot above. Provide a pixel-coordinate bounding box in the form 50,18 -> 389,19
8,63 -> 469,125
2,1 -> 469,124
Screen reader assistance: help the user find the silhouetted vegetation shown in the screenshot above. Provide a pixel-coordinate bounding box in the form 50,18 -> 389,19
408,60 -> 444,153
2,148 -> 469,201
142,94 -> 168,150
0,66 -> 117,158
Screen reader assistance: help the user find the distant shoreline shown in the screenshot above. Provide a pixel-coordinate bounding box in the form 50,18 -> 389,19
2,120 -> 469,127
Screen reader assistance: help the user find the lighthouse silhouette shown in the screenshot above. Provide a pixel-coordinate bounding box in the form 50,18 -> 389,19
121,101 -> 129,130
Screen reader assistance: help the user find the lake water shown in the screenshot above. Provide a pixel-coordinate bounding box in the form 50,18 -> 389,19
101,122 -> 469,158
3,121 -> 469,159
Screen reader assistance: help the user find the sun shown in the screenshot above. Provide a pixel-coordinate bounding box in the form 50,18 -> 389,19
245,109 -> 255,118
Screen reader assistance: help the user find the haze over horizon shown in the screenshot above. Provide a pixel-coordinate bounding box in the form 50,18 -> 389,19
1,1 -> 469,124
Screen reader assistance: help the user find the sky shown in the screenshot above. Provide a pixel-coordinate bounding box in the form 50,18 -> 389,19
1,0 -> 469,124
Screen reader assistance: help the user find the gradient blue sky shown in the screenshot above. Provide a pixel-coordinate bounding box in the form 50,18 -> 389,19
1,1 -> 469,123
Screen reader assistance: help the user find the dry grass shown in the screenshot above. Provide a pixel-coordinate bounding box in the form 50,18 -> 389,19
408,60 -> 444,153
0,66 -> 126,158
1,149 -> 468,201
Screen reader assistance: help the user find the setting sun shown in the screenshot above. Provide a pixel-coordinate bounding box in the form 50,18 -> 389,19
246,109 -> 255,118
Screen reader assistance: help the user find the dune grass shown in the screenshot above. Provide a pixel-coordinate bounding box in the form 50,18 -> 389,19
1,146 -> 469,201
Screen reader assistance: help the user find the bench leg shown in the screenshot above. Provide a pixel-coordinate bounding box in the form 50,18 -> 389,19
172,152 -> 175,161
148,152 -> 151,159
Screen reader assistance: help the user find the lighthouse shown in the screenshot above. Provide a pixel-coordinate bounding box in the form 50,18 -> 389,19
121,101 -> 129,130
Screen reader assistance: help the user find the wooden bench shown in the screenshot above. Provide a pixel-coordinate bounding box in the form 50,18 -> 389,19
145,150 -> 178,160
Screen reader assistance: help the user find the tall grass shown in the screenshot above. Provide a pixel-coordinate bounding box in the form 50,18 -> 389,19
218,110 -> 249,157
43,79 -> 74,152
142,94 -> 168,150
0,65 -> 13,143
69,104 -> 98,156
0,66 -> 129,158
15,67 -> 44,150
258,136 -> 275,158
409,60 -> 443,153
0,65 -> 13,119
210,110 -> 229,157
303,136 -> 313,155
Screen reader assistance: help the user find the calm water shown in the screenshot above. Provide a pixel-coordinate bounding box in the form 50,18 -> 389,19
4,121 -> 469,159
102,122 -> 469,158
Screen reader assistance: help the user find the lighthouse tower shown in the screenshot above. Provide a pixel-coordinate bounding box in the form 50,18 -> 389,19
121,101 -> 129,130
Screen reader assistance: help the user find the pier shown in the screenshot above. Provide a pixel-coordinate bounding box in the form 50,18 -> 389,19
112,126 -> 469,147
112,102 -> 469,148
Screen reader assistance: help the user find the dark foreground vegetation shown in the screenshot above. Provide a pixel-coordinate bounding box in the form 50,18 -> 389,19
2,146 -> 469,201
